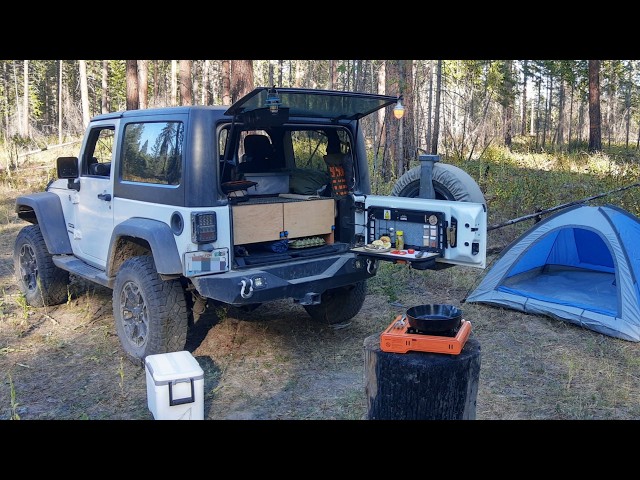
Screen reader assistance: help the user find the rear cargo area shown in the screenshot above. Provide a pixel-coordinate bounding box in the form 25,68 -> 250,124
231,195 -> 346,267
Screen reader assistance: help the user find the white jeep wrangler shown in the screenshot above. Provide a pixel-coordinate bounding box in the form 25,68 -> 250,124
14,87 -> 486,364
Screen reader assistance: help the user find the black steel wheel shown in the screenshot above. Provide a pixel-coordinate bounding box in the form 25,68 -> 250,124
14,224 -> 69,307
113,256 -> 189,365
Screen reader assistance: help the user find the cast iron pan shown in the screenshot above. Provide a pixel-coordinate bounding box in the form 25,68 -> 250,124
221,180 -> 258,194
405,304 -> 462,332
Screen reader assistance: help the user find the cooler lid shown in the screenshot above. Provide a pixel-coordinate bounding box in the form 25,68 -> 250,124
145,351 -> 204,382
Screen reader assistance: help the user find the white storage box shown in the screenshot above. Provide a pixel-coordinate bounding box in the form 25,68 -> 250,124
244,172 -> 290,195
145,351 -> 204,420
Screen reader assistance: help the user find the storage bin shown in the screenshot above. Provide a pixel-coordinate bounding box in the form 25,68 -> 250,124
145,351 -> 204,420
243,172 -> 290,195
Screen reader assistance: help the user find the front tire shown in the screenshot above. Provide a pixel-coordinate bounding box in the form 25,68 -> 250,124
303,281 -> 367,329
14,224 -> 69,307
113,256 -> 189,365
392,163 -> 485,204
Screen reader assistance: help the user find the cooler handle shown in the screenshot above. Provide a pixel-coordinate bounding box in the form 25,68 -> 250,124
168,378 -> 195,406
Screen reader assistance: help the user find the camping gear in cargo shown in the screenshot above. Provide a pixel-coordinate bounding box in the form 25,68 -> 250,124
289,168 -> 330,196
380,304 -> 471,354
221,180 -> 258,204
145,351 -> 204,420
243,172 -> 290,195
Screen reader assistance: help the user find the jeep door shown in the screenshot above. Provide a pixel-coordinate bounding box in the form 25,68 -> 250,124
74,122 -> 117,266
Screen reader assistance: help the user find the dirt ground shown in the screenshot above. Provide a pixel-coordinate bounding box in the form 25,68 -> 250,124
2,189 -> 640,421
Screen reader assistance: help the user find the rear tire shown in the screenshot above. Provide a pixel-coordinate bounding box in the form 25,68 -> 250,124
14,224 -> 70,307
113,256 -> 189,365
303,281 -> 367,329
392,163 -> 485,204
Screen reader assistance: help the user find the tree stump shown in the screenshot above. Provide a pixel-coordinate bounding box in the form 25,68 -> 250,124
364,334 -> 481,420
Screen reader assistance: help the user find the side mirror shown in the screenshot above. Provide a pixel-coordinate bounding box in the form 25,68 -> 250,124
57,156 -> 79,178
56,156 -> 80,191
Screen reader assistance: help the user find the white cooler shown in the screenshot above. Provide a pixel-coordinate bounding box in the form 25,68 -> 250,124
145,351 -> 204,420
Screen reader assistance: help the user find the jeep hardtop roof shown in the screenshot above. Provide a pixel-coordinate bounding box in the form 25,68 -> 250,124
90,105 -> 230,122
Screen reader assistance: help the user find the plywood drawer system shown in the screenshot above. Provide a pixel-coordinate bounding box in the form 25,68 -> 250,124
233,198 -> 335,245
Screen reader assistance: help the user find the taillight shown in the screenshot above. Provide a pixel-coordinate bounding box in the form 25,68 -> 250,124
191,212 -> 217,243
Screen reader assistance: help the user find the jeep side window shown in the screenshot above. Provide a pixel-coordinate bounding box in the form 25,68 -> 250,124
121,121 -> 184,185
83,127 -> 114,176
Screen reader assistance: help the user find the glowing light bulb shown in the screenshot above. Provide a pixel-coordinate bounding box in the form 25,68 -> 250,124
393,99 -> 405,120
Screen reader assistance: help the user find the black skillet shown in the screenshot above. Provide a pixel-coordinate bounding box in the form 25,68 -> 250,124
405,304 -> 463,333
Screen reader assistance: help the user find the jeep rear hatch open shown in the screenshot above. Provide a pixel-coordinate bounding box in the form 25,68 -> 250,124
225,87 -> 399,121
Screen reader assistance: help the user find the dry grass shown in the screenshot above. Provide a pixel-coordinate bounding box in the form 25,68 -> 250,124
1,140 -> 640,420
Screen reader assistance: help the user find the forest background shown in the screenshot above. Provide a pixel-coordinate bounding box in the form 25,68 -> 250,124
0,59 -> 628,187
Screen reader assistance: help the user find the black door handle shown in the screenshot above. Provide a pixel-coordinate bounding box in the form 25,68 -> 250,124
97,193 -> 112,201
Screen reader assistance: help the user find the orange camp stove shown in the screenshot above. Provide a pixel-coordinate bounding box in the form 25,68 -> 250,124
380,315 -> 471,355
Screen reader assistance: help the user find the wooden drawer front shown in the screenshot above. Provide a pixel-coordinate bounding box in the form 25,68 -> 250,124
233,203 -> 283,244
284,199 -> 334,238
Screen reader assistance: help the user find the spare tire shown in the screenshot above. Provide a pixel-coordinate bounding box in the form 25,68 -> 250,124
392,163 -> 485,205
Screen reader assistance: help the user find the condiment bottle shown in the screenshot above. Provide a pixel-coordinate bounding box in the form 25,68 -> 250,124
396,230 -> 404,250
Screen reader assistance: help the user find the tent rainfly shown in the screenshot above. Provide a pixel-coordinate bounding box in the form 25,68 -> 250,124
466,204 -> 640,342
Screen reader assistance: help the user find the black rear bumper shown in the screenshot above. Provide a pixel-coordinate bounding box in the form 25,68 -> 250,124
190,252 -> 377,305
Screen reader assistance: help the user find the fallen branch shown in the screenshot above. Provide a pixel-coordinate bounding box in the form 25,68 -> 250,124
17,140 -> 82,159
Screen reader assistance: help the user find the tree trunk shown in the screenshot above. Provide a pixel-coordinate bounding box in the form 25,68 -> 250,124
578,96 -> 585,144
2,62 -> 9,144
221,60 -> 231,105
531,77 -> 537,138
607,61 -> 614,148
521,60 -> 528,136
138,60 -> 148,109
298,60 -> 308,88
502,60 -> 514,149
202,60 -> 211,105
268,60 -> 274,86
153,61 -> 160,107
364,334 -> 481,420
171,60 -> 177,107
557,80 -> 565,146
588,60 -> 602,153
101,60 -> 109,114
568,83 -> 574,147
625,63 -> 632,149
384,60 -> 400,182
431,60 -> 442,155
79,60 -> 90,127
23,60 -> 29,137
191,62 -> 200,104
126,60 -> 139,110
230,60 -> 254,103
58,60 -> 63,144
179,60 -> 193,106
426,60 -> 433,152
401,60 -> 415,174
329,60 -> 337,90
541,74 -> 552,148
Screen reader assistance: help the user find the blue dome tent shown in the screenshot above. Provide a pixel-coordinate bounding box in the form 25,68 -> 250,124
466,204 -> 640,342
